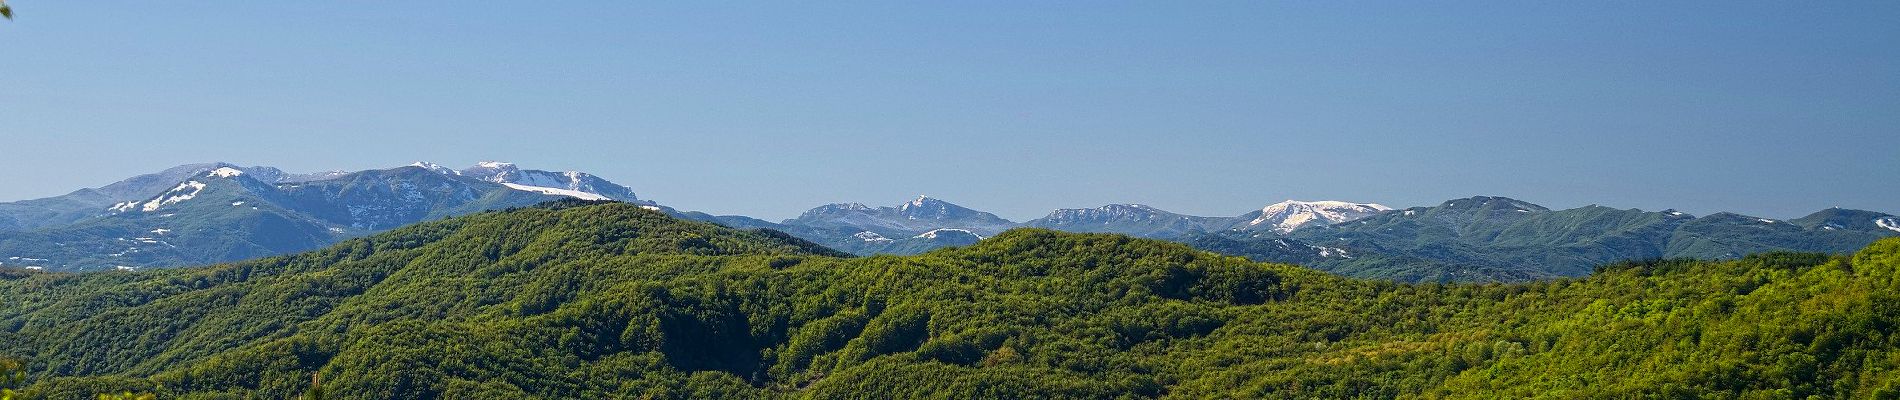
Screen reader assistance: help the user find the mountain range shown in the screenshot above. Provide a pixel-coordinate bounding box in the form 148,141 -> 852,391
0,201 -> 1894,398
0,162 -> 1894,283
0,162 -> 656,272
775,195 -> 1899,282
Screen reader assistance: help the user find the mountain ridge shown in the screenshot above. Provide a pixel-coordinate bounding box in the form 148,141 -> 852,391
2,163 -> 1894,282
0,162 -> 659,271
0,202 -> 1895,398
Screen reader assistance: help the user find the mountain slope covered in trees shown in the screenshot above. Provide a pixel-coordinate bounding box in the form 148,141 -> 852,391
0,201 -> 1897,398
1193,197 -> 1900,282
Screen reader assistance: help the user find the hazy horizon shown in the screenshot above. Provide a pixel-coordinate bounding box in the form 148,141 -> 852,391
2,2 -> 1896,221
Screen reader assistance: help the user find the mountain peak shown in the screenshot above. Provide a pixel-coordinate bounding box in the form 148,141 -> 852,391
1437,196 -> 1548,213
1039,204 -> 1170,219
455,162 -> 642,203
1021,204 -> 1218,239
1790,207 -> 1900,232
894,196 -> 989,221
461,161 -> 522,180
1101,203 -> 1160,212
1242,200 -> 1391,234
206,167 -> 246,178
901,195 -> 941,210
787,196 -> 1016,237
409,162 -> 459,175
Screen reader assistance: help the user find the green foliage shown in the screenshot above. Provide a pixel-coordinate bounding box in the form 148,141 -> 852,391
1,357 -> 20,400
1,203 -> 1896,398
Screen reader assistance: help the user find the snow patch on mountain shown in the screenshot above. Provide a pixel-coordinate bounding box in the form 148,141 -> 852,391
1038,204 -> 1169,223
500,183 -> 611,201
854,231 -> 894,243
1878,217 -> 1900,233
915,228 -> 982,240
1246,200 -> 1393,234
458,161 -> 642,203
208,167 -> 246,178
1316,246 -> 1352,258
823,203 -> 875,212
410,162 -> 460,175
140,181 -> 208,212
901,195 -> 930,210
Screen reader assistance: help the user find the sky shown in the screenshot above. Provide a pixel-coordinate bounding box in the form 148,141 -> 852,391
1,1 -> 1896,221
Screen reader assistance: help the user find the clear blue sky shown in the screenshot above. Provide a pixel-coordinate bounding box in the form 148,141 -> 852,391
2,1 -> 1896,221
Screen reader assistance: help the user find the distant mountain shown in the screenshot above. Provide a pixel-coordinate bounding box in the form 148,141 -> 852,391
1228,200 -> 1393,233
1663,209 -> 1900,260
0,162 -> 653,271
1023,204 -> 1224,239
453,161 -> 646,203
1182,233 -> 1347,266
6,161 -> 1896,284
785,196 -> 1016,238
1189,196 -> 1900,281
675,196 -> 1020,257
0,163 -> 291,232
764,197 -> 1408,257
0,168 -> 346,272
840,228 -> 986,255
1791,207 -> 1900,232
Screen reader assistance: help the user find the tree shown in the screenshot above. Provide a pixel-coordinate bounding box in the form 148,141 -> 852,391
0,357 -> 20,400
302,371 -> 326,400
1,1 -> 12,21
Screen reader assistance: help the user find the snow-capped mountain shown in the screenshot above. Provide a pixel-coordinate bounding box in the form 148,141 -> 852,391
1231,200 -> 1393,234
895,196 -> 996,223
786,196 -> 1017,237
1023,204 -> 1224,238
777,198 -> 1396,256
1788,207 -> 1900,234
0,163 -> 296,232
451,161 -> 646,203
1200,196 -> 1900,281
409,162 -> 460,175
5,160 -> 1897,284
0,162 -> 654,272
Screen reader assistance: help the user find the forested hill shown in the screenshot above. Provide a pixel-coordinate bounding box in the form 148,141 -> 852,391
1,201 -> 1897,399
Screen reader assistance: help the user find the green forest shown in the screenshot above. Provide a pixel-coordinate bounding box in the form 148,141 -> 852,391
1,201 -> 1896,398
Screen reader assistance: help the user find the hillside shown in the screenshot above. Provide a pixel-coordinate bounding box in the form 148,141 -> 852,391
0,202 -> 1897,398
